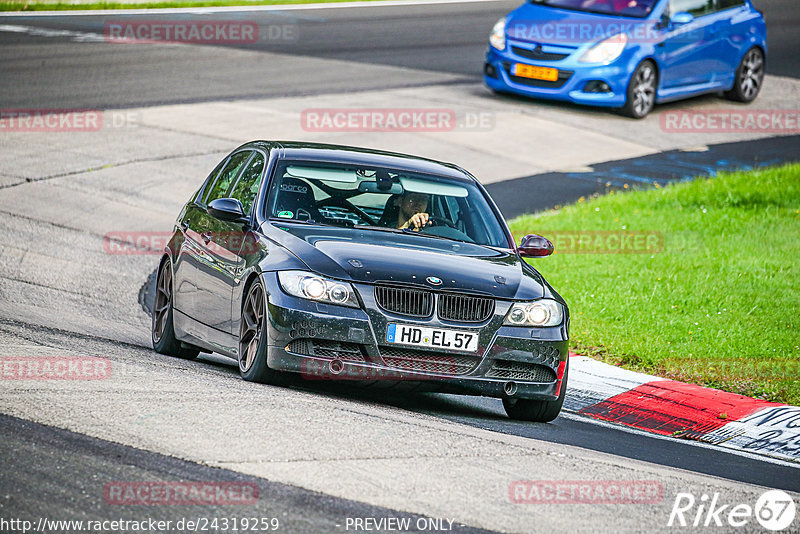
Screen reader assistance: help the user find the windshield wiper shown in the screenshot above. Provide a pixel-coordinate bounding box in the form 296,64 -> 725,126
353,224 -> 474,245
352,224 -> 406,234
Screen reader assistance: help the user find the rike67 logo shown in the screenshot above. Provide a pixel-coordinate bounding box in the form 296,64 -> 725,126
668,490 -> 796,531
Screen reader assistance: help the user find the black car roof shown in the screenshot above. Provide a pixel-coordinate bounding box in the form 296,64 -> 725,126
242,140 -> 476,183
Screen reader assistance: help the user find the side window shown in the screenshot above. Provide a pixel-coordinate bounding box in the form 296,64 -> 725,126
229,152 -> 266,214
717,0 -> 744,9
195,157 -> 227,204
670,0 -> 714,16
203,151 -> 252,205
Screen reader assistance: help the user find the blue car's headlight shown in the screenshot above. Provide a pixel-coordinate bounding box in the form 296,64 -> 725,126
504,299 -> 564,327
489,17 -> 506,51
277,271 -> 359,308
579,33 -> 628,64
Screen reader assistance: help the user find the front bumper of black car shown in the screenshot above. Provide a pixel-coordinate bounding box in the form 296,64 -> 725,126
262,272 -> 569,401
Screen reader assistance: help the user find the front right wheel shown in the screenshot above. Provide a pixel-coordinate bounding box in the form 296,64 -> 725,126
502,365 -> 568,422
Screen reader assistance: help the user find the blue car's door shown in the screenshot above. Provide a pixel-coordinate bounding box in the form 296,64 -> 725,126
715,0 -> 751,81
658,0 -> 725,89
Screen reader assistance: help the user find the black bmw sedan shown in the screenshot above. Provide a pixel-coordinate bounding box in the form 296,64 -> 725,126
152,141 -> 569,422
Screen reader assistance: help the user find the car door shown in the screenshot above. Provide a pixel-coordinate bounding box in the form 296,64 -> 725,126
657,0 -> 721,89
172,156 -> 227,318
715,0 -> 750,79
175,150 -> 253,333
224,150 -> 268,326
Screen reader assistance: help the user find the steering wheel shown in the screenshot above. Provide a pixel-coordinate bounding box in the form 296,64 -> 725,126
424,216 -> 459,230
316,197 -> 376,226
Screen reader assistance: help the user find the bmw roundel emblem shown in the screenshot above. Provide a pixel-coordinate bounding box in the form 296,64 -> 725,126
426,276 -> 442,286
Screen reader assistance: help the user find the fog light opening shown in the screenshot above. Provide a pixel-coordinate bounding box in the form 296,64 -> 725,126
504,381 -> 518,397
583,80 -> 612,93
484,63 -> 499,79
329,359 -> 345,375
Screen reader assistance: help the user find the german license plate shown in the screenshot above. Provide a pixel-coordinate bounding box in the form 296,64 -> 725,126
512,63 -> 559,81
386,324 -> 479,352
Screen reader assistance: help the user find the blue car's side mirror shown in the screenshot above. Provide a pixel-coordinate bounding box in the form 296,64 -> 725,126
671,11 -> 695,25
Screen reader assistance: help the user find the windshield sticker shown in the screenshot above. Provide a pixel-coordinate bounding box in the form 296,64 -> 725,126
277,211 -> 294,218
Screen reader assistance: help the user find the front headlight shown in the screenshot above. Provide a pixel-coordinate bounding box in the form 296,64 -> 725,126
579,33 -> 628,64
503,299 -> 564,327
489,17 -> 506,51
277,271 -> 359,308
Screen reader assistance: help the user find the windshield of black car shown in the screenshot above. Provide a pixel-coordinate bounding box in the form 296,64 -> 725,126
263,161 -> 510,248
531,0 -> 659,18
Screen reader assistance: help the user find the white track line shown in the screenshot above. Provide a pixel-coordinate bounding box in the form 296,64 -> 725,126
0,0 -> 511,17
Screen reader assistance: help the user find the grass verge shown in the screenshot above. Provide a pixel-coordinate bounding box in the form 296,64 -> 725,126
1,0 -> 383,12
509,163 -> 800,405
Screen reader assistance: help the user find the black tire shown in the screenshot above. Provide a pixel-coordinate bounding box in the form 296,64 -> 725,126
152,259 -> 199,360
502,364 -> 568,422
238,279 -> 288,385
621,60 -> 657,119
724,47 -> 764,103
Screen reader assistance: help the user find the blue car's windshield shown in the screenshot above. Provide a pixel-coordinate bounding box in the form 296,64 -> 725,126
532,0 -> 660,18
263,160 -> 510,248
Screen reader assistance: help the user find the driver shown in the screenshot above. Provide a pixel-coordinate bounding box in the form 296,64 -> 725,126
395,192 -> 431,230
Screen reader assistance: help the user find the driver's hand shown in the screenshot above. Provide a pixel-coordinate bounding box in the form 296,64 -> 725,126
400,212 -> 430,231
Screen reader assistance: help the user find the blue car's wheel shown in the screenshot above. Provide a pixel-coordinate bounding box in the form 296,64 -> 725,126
725,47 -> 764,103
621,60 -> 657,119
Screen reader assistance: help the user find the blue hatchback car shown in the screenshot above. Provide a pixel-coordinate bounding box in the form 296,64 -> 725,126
484,0 -> 767,118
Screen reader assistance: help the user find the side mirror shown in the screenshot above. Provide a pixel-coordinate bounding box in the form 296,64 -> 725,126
517,234 -> 554,258
671,11 -> 694,25
208,198 -> 248,224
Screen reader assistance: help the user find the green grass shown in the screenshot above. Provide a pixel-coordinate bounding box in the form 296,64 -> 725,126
0,0 -> 382,11
509,164 -> 800,405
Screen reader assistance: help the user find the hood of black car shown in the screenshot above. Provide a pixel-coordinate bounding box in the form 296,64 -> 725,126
267,223 -> 545,300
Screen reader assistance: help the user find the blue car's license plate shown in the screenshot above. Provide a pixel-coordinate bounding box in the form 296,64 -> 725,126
386,323 -> 479,352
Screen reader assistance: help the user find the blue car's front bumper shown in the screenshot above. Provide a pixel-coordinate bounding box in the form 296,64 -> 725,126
484,42 -> 636,108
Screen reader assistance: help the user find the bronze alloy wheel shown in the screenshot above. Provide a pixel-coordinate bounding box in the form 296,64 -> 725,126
237,279 -> 287,385
151,259 -> 198,359
152,260 -> 173,344
239,280 -> 265,374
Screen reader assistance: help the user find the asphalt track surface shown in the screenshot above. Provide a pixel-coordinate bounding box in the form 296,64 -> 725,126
0,414 -> 494,533
1,0 -> 799,531
0,0 -> 797,109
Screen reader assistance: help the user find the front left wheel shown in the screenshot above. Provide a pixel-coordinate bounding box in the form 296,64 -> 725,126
238,279 -> 288,385
621,60 -> 657,119
502,364 -> 568,422
152,259 -> 199,360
